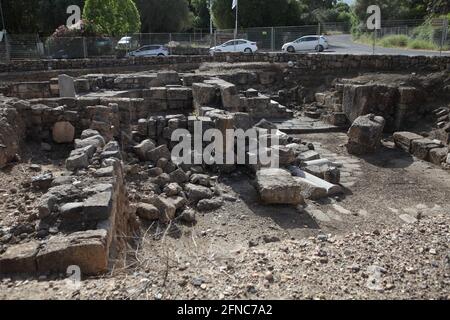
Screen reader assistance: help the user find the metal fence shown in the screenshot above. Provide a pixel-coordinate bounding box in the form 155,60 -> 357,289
0,32 -> 212,61
216,23 -> 351,51
357,19 -> 449,52
0,19 -> 448,61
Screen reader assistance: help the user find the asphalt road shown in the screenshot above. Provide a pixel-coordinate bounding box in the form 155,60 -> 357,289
322,34 -> 450,57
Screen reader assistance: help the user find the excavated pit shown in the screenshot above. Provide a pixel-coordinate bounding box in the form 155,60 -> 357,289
0,55 -> 449,299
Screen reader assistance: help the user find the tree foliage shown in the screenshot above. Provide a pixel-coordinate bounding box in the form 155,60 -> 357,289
0,0 -> 447,35
83,0 -> 141,36
353,0 -> 432,22
1,0 -> 40,34
134,0 -> 193,33
38,0 -> 84,35
211,0 -> 304,29
191,0 -> 211,29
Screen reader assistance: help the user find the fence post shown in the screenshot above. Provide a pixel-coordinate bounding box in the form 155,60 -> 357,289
271,27 -> 275,51
372,30 -> 376,55
440,20 -> 448,57
83,37 -> 87,58
5,32 -> 10,62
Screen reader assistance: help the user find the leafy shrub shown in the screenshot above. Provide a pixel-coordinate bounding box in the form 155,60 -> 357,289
379,35 -> 409,47
407,39 -> 439,50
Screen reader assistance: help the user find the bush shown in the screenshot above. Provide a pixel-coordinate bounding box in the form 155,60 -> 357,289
378,35 -> 409,47
412,23 -> 434,42
407,39 -> 439,50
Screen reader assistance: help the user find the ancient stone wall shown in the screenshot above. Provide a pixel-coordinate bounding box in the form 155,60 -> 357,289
0,53 -> 448,74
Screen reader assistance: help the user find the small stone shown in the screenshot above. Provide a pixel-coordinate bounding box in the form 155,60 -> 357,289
163,183 -> 182,197
29,164 -> 42,172
41,142 -> 52,152
264,271 -> 274,282
197,198 -> 223,212
180,209 -> 196,223
136,203 -> 160,221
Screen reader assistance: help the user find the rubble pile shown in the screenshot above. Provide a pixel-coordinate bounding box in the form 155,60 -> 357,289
0,129 -> 136,275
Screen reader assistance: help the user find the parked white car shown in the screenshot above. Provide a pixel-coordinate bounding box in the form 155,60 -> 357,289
116,36 -> 139,50
282,35 -> 329,53
127,45 -> 169,57
210,39 -> 258,54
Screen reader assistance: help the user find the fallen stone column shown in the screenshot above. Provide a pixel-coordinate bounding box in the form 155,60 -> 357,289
289,166 -> 342,196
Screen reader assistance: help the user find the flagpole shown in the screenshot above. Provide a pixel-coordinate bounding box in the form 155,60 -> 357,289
234,0 -> 238,40
234,0 -> 238,52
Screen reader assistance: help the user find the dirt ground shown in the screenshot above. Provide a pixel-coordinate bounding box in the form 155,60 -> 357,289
0,132 -> 449,300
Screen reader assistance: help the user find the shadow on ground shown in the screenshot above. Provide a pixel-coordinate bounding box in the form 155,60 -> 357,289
223,173 -> 320,231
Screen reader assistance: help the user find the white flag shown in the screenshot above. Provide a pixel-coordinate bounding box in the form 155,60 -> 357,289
232,0 -> 237,9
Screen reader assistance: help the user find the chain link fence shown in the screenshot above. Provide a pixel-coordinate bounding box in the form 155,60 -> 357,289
355,19 -> 449,53
221,23 -> 350,51
0,20 -> 448,62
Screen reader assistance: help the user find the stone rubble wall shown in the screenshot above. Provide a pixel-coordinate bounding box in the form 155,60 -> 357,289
0,131 -> 136,275
0,107 -> 26,168
0,53 -> 448,74
393,131 -> 449,167
312,74 -> 449,133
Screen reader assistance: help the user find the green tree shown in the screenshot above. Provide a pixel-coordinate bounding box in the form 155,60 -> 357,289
191,0 -> 211,29
426,0 -> 449,15
115,0 -> 142,35
134,0 -> 193,32
83,0 -> 141,36
353,0 -> 430,22
38,0 -> 84,35
211,0 -> 304,29
1,0 -> 40,34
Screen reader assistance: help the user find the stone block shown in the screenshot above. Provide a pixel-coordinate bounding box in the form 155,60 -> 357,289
66,152 -> 89,171
0,241 -> 40,273
83,191 -> 113,221
393,131 -> 423,153
167,87 -> 192,100
147,145 -> 171,163
52,121 -> 75,144
36,230 -> 108,275
346,114 -> 385,155
429,147 -> 448,165
58,74 -> 76,98
255,168 -> 304,205
411,138 -> 441,161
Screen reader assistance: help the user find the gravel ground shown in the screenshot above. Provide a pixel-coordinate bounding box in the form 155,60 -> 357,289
0,133 -> 449,300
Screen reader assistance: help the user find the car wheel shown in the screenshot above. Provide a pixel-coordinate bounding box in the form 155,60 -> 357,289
244,48 -> 253,54
287,46 -> 295,53
315,45 -> 324,52
158,53 -> 165,57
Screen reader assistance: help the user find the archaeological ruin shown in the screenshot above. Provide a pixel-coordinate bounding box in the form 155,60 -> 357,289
0,53 -> 449,299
